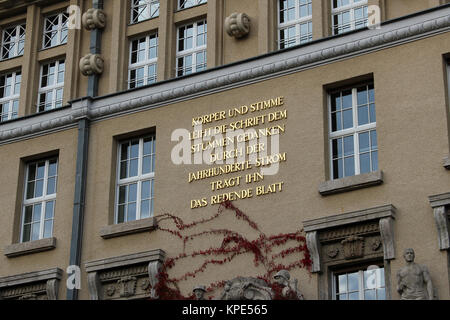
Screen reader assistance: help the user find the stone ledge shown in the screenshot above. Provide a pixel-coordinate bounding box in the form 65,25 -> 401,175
429,192 -> 450,208
85,248 -> 165,273
0,267 -> 62,288
444,156 -> 450,170
318,170 -> 383,196
303,204 -> 396,233
4,237 -> 56,258
99,217 -> 157,239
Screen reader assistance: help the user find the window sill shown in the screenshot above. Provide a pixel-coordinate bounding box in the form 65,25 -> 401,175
4,237 -> 56,258
100,217 -> 157,239
318,170 -> 383,196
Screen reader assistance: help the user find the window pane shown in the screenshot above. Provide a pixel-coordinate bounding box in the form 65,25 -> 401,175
129,159 -> 138,177
371,151 -> 378,171
128,183 -> 137,202
364,289 -> 376,300
24,206 -> 33,223
22,224 -> 31,242
338,274 -> 347,293
359,132 -> 370,153
331,111 -> 342,132
348,272 -> 359,291
127,203 -> 136,221
332,138 -> 342,159
333,159 -> 343,179
357,86 -> 368,105
117,205 -> 125,223
43,220 -> 53,238
377,288 -> 386,300
358,105 -> 369,125
47,177 -> 56,195
342,109 -> 353,129
118,185 -> 127,204
141,200 -> 150,218
35,179 -> 44,197
31,222 -> 40,241
343,136 -> 354,157
48,160 -> 58,176
45,201 -> 54,219
360,153 -> 370,174
344,156 -> 355,176
27,181 -> 35,199
142,180 -> 150,199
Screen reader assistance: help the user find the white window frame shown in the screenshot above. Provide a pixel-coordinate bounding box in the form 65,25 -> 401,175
42,12 -> 68,49
277,0 -> 313,49
1,23 -> 26,60
130,0 -> 160,24
115,135 -> 156,224
331,266 -> 386,300
176,20 -> 207,77
328,84 -> 377,180
0,71 -> 21,122
331,0 -> 368,35
21,158 -> 58,243
37,59 -> 65,112
178,0 -> 207,10
128,32 -> 158,89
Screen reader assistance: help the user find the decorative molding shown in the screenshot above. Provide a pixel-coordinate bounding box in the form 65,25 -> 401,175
85,249 -> 165,300
79,53 -> 104,76
303,205 -> 396,272
303,204 -> 396,233
444,156 -> 450,170
148,260 -> 162,299
1,9 -> 450,143
82,8 -> 106,30
225,12 -> 251,39
318,170 -> 383,196
428,192 -> 450,251
4,237 -> 56,258
341,236 -> 365,259
379,217 -> 395,260
99,217 -> 157,239
305,231 -> 321,273
0,268 -> 62,300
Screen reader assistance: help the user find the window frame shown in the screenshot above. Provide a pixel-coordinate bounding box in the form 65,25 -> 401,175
277,0 -> 313,49
115,135 -> 156,224
42,11 -> 69,49
0,70 -> 21,122
176,19 -> 207,77
130,0 -> 160,24
331,0 -> 368,35
178,0 -> 207,10
331,264 -> 386,300
37,59 -> 65,113
328,83 -> 377,180
128,32 -> 158,89
0,23 -> 26,60
20,158 -> 58,243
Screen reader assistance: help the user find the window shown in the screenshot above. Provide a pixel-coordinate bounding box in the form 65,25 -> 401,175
130,0 -> 160,24
334,266 -> 386,300
43,12 -> 68,49
116,135 -> 155,224
1,23 -> 25,60
129,33 -> 158,88
331,0 -> 368,35
176,20 -> 207,77
21,158 -> 58,242
329,83 -> 377,179
0,71 -> 21,122
178,0 -> 207,10
38,59 -> 65,112
278,0 -> 312,49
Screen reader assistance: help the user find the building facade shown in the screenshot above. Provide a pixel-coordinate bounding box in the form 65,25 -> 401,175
0,0 -> 449,300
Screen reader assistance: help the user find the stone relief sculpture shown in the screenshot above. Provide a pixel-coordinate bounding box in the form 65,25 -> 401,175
273,270 -> 304,300
193,285 -> 206,300
397,248 -> 435,300
82,8 -> 106,30
79,53 -> 104,76
218,277 -> 273,300
225,12 -> 250,39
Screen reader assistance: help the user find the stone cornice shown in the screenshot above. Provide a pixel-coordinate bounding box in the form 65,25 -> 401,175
1,7 -> 450,144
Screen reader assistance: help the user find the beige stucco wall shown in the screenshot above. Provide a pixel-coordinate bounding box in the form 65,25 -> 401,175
0,128 -> 78,300
75,32 -> 450,299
